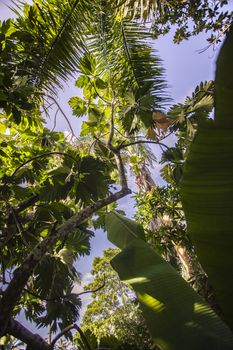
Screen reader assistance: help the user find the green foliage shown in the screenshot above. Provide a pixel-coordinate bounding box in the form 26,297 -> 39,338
159,80 -> 214,185
26,254 -> 81,333
0,123 -> 98,333
117,0 -> 232,44
80,248 -> 155,349
0,18 -> 42,126
180,25 -> 233,330
1,1 -> 233,349
135,186 -> 188,256
106,212 -> 233,350
106,211 -> 145,249
9,0 -> 92,90
69,15 -> 169,139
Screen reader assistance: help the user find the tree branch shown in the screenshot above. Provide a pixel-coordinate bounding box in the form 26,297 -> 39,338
117,139 -> 170,151
78,278 -> 105,297
17,194 -> 39,213
0,188 -> 130,336
114,152 -> 128,189
23,277 -> 105,301
6,319 -> 50,350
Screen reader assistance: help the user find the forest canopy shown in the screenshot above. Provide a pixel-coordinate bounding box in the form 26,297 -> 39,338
0,1 -> 233,349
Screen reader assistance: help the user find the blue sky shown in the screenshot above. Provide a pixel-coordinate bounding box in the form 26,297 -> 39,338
1,0 -> 232,336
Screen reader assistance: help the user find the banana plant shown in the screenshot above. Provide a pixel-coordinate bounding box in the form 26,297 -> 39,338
106,212 -> 233,350
105,24 -> 233,350
180,23 -> 233,330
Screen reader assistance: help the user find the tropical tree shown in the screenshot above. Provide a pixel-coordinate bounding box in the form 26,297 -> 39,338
105,23 -> 233,350
117,0 -> 233,44
68,8 -> 217,309
0,0 -> 233,349
0,2 -> 133,347
79,248 -> 155,349
134,80 -> 216,299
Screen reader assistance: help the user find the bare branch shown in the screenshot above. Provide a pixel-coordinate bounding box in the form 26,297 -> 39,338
51,107 -> 59,132
117,139 -> 170,151
78,276 -> 105,297
46,94 -> 76,137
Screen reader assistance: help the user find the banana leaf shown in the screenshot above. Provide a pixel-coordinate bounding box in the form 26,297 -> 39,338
180,25 -> 233,330
106,212 -> 233,350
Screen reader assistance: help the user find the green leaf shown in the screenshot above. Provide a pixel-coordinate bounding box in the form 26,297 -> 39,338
0,123 -> 6,133
11,106 -> 22,124
106,211 -> 145,249
180,25 -> 233,330
69,96 -> 87,117
215,25 -> 233,127
111,239 -> 233,350
75,75 -> 90,88
95,77 -> 107,89
80,54 -> 96,75
0,91 -> 6,101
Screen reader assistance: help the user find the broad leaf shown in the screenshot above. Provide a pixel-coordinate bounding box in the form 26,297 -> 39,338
106,213 -> 233,350
180,25 -> 233,330
106,211 -> 145,249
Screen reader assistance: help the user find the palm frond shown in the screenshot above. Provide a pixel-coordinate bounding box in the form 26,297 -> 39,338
11,0 -> 94,91
85,3 -> 169,124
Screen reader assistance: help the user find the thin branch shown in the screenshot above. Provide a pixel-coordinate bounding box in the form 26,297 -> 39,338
114,152 -> 128,189
157,130 -> 174,142
117,139 -> 170,151
51,107 -> 59,132
23,277 -> 105,302
197,23 -> 231,54
51,324 -> 92,350
0,252 -> 6,285
43,102 -> 55,113
17,194 -> 39,213
45,94 -> 76,137
94,132 -> 129,189
78,277 -> 105,297
88,139 -> 97,154
114,127 -> 139,139
9,152 -> 79,180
